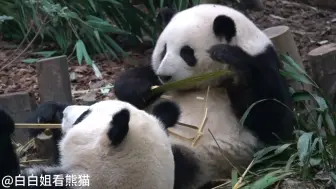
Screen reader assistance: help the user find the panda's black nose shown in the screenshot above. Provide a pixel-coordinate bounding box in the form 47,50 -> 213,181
158,75 -> 172,82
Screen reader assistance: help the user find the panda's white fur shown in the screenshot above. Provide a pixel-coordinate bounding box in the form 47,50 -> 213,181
0,100 -> 181,189
61,105 -> 89,134
114,4 -> 294,189
59,100 -> 175,189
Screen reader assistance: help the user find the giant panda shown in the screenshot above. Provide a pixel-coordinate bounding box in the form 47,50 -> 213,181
114,4 -> 295,189
0,99 -> 181,189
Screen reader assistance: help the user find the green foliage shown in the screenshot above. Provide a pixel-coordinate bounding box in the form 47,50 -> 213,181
227,54 -> 336,189
151,69 -> 233,94
0,0 -> 199,65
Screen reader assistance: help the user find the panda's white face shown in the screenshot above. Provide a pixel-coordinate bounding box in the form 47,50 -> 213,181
152,11 -> 228,84
151,4 -> 271,84
58,100 -> 175,189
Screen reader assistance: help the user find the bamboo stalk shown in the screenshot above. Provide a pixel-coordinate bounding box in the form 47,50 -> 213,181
15,123 -> 61,129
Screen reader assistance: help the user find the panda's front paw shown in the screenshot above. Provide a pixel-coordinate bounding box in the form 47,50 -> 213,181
27,102 -> 69,123
26,102 -> 69,137
207,44 -> 251,70
0,109 -> 15,136
115,79 -> 163,109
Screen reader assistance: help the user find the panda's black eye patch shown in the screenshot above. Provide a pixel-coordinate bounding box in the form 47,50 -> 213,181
73,109 -> 91,125
160,44 -> 167,60
180,45 -> 197,67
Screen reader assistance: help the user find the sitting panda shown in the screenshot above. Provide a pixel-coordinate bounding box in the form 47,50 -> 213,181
114,4 -> 294,189
0,99 -> 181,189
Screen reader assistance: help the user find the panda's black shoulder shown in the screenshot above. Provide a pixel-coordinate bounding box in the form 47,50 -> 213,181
251,44 -> 282,69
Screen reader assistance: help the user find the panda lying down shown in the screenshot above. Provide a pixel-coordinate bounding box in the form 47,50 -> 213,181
0,100 -> 181,189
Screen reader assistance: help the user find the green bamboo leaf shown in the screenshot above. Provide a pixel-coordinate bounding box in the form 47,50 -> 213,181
100,84 -> 114,95
88,0 -> 97,12
160,0 -> 165,7
315,96 -> 328,112
292,91 -> 328,112
75,40 -> 85,65
325,113 -> 336,136
148,0 -> 156,15
178,0 -> 182,10
98,0 -> 123,7
231,169 -> 238,188
22,58 -> 38,64
309,158 -> 321,166
280,54 -> 306,74
94,30 -> 100,42
91,61 -> 102,79
101,41 -> 118,59
151,70 -> 233,94
292,91 -> 313,102
280,69 -> 313,85
318,137 -> 324,152
192,0 -> 200,5
285,153 -> 298,171
31,51 -> 57,58
76,39 -> 92,65
105,5 -> 128,29
102,34 -> 126,57
311,137 -> 320,152
297,132 -> 313,164
253,145 -> 281,160
86,33 -> 104,55
330,172 -> 336,184
280,54 -> 317,87
86,18 -> 129,34
253,144 -> 291,164
274,143 -> 292,154
83,50 -> 93,65
49,28 -> 66,52
242,170 -> 293,189
317,114 -> 323,131
179,0 -> 188,10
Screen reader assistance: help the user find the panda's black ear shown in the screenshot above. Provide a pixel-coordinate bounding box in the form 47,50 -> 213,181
108,109 -> 130,146
152,100 -> 180,129
157,7 -> 176,27
213,15 -> 236,43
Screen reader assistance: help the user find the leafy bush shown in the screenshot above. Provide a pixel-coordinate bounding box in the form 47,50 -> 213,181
0,0 -> 200,67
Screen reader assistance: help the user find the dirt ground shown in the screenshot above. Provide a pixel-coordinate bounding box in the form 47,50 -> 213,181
0,0 -> 335,104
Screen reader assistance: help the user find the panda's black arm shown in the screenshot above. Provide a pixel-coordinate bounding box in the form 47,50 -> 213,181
114,65 -> 164,109
25,102 -> 69,165
25,102 -> 68,137
0,108 -> 20,179
208,44 -> 294,144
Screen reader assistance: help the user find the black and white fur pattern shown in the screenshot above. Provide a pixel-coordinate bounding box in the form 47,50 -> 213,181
114,4 -> 294,189
0,100 -> 181,189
